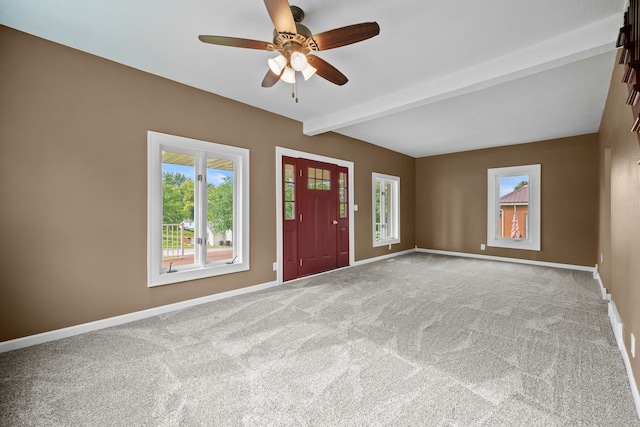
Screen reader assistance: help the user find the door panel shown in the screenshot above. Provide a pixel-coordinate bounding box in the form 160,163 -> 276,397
282,157 -> 349,280
298,159 -> 337,276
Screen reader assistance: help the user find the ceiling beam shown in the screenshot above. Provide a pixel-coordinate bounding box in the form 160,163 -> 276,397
303,14 -> 623,137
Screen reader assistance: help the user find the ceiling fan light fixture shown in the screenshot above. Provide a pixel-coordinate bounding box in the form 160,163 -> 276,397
289,51 -> 308,71
268,54 -> 287,75
199,6 -> 380,88
281,66 -> 296,84
301,63 -> 317,81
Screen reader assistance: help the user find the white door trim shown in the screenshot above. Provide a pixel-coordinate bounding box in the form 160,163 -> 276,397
275,147 -> 355,284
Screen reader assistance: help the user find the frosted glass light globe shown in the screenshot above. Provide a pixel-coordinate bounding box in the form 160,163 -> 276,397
281,66 -> 296,84
268,54 -> 287,75
290,52 -> 308,72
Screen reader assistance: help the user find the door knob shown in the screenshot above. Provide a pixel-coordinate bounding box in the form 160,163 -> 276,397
332,220 -> 338,225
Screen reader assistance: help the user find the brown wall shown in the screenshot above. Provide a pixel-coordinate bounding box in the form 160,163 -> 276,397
415,134 -> 600,266
0,26 -> 415,341
598,58 -> 640,388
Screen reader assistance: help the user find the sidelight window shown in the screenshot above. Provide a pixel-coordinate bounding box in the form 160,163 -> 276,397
284,163 -> 296,220
339,171 -> 348,219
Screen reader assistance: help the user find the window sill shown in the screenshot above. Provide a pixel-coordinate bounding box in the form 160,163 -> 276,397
373,238 -> 400,248
487,239 -> 540,251
148,262 -> 249,287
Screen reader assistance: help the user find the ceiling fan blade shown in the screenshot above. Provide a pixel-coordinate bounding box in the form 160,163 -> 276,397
198,35 -> 271,50
263,0 -> 297,34
261,69 -> 282,87
312,22 -> 380,51
307,55 -> 348,86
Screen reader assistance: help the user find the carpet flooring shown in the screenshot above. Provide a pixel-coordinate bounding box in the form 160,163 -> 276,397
1,253 -> 639,426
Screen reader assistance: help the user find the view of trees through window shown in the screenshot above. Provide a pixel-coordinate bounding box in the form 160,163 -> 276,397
372,173 -> 400,246
148,132 -> 249,286
161,152 -> 234,268
374,180 -> 392,240
284,164 -> 295,220
162,170 -> 195,224
161,171 -> 233,234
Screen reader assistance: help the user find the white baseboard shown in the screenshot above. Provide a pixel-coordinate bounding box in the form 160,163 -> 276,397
417,248 -> 595,272
2,251 -> 638,419
0,280 -> 279,353
284,249 -> 417,285
593,267 -> 610,300
0,248 -> 428,352
608,300 -> 640,419
352,248 -> 417,267
594,270 -> 640,420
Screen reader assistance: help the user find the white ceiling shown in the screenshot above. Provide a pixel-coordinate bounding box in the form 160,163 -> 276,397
0,0 -> 627,157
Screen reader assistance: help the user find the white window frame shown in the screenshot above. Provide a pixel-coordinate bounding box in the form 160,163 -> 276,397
487,164 -> 540,251
372,172 -> 400,247
147,131 -> 249,287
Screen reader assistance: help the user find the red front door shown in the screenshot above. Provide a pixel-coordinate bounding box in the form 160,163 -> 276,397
298,158 -> 337,276
282,157 -> 349,281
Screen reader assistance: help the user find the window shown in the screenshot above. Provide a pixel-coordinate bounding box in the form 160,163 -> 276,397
283,163 -> 295,220
148,131 -> 249,287
372,173 -> 400,246
339,171 -> 348,219
307,167 -> 330,190
487,164 -> 540,251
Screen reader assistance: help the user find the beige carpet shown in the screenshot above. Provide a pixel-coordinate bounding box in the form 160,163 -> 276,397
1,253 -> 639,426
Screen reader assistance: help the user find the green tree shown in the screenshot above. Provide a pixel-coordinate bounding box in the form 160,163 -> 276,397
180,180 -> 195,221
514,180 -> 528,190
162,182 -> 184,223
163,172 -> 189,187
207,177 -> 234,233
162,172 -> 194,223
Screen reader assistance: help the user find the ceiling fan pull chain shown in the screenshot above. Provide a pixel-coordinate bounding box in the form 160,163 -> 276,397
291,80 -> 299,103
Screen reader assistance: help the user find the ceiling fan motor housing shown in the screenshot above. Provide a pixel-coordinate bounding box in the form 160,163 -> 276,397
290,6 -> 304,23
272,23 -> 312,43
271,8 -> 317,63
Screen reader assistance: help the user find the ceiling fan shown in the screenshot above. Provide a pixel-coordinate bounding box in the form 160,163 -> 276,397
198,0 -> 380,87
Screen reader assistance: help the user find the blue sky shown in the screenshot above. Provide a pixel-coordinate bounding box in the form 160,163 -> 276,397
499,175 -> 528,196
162,163 -> 232,186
